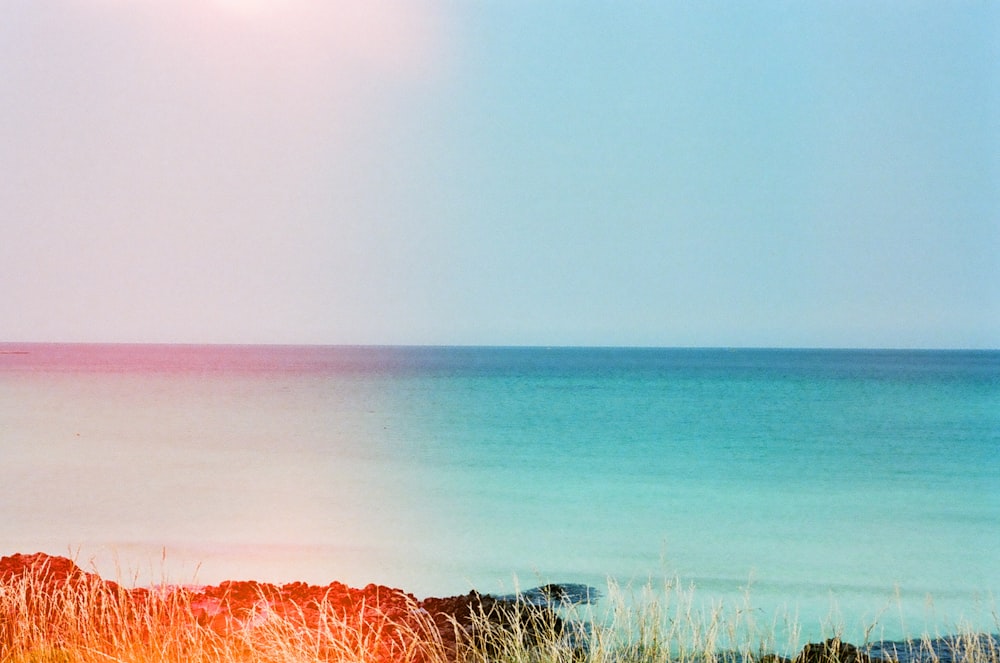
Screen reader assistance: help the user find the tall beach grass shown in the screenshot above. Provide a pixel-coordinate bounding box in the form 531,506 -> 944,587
2,563 -> 997,663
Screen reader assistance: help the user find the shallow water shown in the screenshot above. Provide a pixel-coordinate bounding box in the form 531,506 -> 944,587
1,344 -> 997,644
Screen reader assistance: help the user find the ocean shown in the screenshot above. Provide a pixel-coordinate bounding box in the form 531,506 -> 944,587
1,344 -> 997,645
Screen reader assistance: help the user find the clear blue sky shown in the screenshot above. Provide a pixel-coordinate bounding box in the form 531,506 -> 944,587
2,1 -> 997,348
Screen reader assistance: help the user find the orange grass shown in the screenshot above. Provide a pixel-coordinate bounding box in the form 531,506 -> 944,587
0,564 -> 449,663
2,559 -> 997,663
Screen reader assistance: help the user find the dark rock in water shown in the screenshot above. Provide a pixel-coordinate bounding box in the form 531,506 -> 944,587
793,638 -> 884,663
419,589 -> 566,657
493,582 -> 602,606
758,654 -> 794,663
869,635 -> 1000,663
753,639 -> 886,663
473,583 -> 599,657
758,636 -> 1000,663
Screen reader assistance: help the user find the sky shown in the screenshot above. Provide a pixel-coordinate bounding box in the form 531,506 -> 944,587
1,1 -> 997,348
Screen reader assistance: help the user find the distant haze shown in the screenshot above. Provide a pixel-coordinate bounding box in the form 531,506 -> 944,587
2,1 -> 997,348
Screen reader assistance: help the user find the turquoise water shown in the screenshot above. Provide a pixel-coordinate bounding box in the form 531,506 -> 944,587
1,344 -> 997,644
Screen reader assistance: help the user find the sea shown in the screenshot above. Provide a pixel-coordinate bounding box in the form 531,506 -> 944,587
1,344 -> 997,647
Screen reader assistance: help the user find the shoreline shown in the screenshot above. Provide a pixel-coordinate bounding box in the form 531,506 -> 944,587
4,344 -> 997,653
2,552 -> 997,663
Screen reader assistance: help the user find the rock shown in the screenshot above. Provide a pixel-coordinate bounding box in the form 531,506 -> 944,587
759,654 -> 794,663
0,551 -> 124,608
0,552 -> 89,585
793,638 -> 885,663
420,589 -> 565,657
494,582 -> 602,606
868,635 -> 1000,663
0,552 -> 569,662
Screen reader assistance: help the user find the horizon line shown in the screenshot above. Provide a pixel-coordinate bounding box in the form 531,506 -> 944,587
2,341 -> 998,353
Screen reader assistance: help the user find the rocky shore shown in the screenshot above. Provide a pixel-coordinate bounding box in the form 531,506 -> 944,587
0,552 -> 575,661
2,552 -> 996,663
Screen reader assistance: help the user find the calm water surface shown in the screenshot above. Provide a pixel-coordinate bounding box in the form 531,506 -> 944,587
1,344 -> 997,643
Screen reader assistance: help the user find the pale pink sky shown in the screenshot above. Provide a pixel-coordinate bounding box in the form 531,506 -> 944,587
2,1 -> 997,348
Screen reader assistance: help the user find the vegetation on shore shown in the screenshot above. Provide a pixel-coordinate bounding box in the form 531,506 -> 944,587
2,555 -> 997,663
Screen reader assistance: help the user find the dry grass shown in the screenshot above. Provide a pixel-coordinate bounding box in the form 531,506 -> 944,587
0,567 -> 445,663
2,567 -> 997,663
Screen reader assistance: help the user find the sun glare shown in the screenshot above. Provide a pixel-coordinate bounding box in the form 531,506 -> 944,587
211,0 -> 302,20
201,0 -> 446,80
